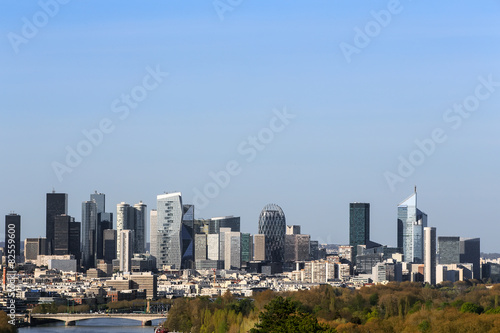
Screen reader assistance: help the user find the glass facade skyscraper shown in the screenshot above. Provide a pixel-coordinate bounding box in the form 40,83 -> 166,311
398,190 -> 427,263
154,192 -> 183,269
5,214 -> 21,263
349,203 -> 370,258
258,204 -> 286,263
46,192 -> 68,254
82,200 -> 98,269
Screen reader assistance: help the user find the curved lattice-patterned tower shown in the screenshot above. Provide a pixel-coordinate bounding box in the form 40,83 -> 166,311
258,204 -> 286,262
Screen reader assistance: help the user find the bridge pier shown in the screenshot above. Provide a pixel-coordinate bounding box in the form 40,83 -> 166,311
66,321 -> 76,326
143,320 -> 152,326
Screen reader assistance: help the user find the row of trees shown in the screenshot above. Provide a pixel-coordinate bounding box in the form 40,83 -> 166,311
163,281 -> 500,332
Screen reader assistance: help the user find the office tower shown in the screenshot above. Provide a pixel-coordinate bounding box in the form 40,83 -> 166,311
46,192 -> 68,254
194,234 -> 207,261
119,230 -> 134,273
258,204 -> 286,262
310,240 -> 319,260
241,233 -> 253,264
424,227 -> 436,285
97,211 -> 113,260
397,219 -> 404,249
209,216 -> 240,234
90,191 -> 105,214
53,215 -> 72,255
149,209 -> 158,258
398,189 -> 427,263
24,238 -> 47,262
69,221 -> 81,265
224,230 -> 241,270
90,191 -> 114,260
286,225 -> 301,235
117,201 -> 147,257
103,229 -> 117,263
460,238 -> 480,280
349,203 -> 370,258
181,205 -> 195,269
116,202 -> 131,260
207,234 -> 220,260
253,234 -> 266,261
219,227 -> 230,263
284,234 -> 296,262
133,202 -> 147,254
5,214 -> 21,263
82,200 -> 98,269
438,236 -> 460,264
296,234 -> 311,261
154,193 -> 183,269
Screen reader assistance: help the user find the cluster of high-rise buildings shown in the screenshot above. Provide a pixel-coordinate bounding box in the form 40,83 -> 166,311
4,187 -> 497,286
4,190 -> 323,276
347,188 -> 481,284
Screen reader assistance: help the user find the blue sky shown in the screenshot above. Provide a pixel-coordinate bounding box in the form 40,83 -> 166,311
1,1 -> 500,251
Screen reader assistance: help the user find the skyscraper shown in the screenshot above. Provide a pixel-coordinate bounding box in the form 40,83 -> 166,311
46,192 -> 68,254
54,214 -> 72,255
438,236 -> 460,264
258,204 -> 286,263
117,201 -> 147,258
90,192 -> 113,260
349,203 -> 370,258
424,227 -> 436,285
133,201 -> 147,254
119,229 -> 133,273
224,230 -> 241,270
241,233 -> 253,264
253,234 -> 266,261
5,214 -> 21,264
181,205 -> 195,269
117,202 -> 131,260
460,238 -> 480,280
82,200 -> 98,269
153,192 -> 183,269
103,229 -> 117,263
149,209 -> 158,257
398,189 -> 427,263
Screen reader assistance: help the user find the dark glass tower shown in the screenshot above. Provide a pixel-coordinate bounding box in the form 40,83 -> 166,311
181,205 -> 194,269
258,204 -> 286,263
46,192 -> 68,254
5,214 -> 21,264
460,238 -> 480,280
349,203 -> 370,258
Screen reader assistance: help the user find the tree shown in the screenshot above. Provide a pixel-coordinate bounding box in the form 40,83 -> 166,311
0,311 -> 17,333
250,296 -> 335,333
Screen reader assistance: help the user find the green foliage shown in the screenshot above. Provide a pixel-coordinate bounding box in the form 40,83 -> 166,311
461,302 -> 484,314
418,319 -> 431,332
162,282 -> 500,333
250,296 -> 335,333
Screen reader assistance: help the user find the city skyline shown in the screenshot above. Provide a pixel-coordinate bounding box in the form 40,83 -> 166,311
2,2 -> 500,252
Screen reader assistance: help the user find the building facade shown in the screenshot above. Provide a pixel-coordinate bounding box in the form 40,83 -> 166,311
398,190 -> 427,263
424,227 -> 436,285
258,204 -> 286,263
153,193 -> 183,269
349,203 -> 370,258
46,192 -> 68,254
5,214 -> 21,263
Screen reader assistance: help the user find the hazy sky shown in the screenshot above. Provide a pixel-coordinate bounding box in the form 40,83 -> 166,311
1,1 -> 500,252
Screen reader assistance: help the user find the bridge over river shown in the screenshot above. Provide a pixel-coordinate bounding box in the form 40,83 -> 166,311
28,313 -> 167,326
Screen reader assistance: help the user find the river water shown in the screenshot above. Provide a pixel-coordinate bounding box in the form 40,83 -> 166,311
19,318 -> 166,332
